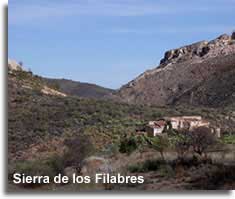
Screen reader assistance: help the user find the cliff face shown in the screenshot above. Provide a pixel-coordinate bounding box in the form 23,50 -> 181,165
118,33 -> 235,107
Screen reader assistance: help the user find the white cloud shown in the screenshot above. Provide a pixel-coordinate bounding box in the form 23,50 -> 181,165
9,0 -> 235,25
102,25 -> 235,35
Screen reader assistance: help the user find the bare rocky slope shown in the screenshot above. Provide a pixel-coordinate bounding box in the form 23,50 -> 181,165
118,33 -> 235,107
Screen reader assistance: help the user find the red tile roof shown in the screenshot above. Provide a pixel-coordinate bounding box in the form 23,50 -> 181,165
148,120 -> 166,128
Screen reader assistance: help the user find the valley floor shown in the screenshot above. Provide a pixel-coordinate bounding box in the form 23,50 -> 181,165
8,145 -> 235,192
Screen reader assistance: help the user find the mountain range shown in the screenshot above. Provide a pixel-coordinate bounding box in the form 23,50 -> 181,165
9,33 -> 235,108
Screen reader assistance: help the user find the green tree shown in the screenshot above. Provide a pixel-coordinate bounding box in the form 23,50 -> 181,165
144,135 -> 169,161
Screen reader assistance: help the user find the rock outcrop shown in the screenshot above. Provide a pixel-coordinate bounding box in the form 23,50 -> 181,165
118,33 -> 235,107
41,86 -> 67,97
160,33 -> 234,67
8,59 -> 23,71
8,59 -> 67,98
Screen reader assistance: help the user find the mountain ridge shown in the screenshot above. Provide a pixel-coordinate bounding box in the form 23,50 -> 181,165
8,59 -> 114,100
8,32 -> 235,107
43,78 -> 114,100
118,33 -> 235,107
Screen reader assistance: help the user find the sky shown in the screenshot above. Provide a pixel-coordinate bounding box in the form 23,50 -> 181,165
8,0 -> 235,89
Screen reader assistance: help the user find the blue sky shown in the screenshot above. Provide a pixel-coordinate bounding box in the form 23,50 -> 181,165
9,0 -> 235,89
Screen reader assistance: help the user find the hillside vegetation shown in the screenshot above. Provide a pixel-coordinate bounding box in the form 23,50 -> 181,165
43,78 -> 114,99
8,66 -> 235,161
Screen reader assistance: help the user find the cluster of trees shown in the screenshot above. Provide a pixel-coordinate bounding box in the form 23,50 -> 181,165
119,126 -> 217,161
11,126 -> 219,188
175,127 -> 217,159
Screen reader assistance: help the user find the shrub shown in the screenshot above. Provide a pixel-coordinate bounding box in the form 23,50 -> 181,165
189,127 -> 217,156
144,136 -> 169,161
12,154 -> 64,187
128,164 -> 144,173
142,159 -> 161,171
129,159 -> 164,173
175,127 -> 217,158
101,143 -> 119,157
119,135 -> 138,154
63,133 -> 94,173
158,164 -> 175,178
44,154 -> 64,175
222,135 -> 235,144
174,129 -> 192,159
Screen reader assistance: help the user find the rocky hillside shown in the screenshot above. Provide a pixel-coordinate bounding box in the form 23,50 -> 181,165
8,59 -> 177,160
118,33 -> 235,107
8,58 -> 114,100
43,78 -> 114,100
8,59 -> 67,101
10,58 -> 235,160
